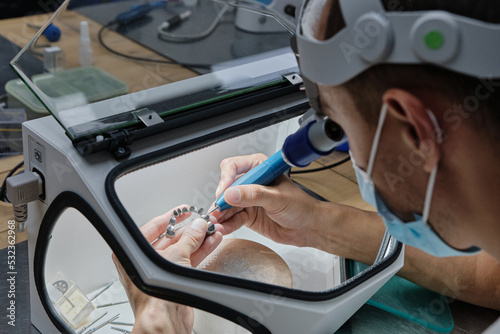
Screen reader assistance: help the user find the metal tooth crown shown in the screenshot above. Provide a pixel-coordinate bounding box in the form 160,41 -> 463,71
169,217 -> 176,224
207,223 -> 216,235
182,207 -> 188,213
166,225 -> 176,238
189,206 -> 195,212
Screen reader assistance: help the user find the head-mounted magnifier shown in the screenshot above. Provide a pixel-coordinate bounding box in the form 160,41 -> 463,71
295,0 -> 500,87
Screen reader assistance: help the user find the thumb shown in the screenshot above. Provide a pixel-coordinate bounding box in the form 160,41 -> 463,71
225,184 -> 284,213
178,218 -> 207,253
163,218 -> 207,266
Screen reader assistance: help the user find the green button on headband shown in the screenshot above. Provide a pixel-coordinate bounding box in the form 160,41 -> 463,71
424,30 -> 444,50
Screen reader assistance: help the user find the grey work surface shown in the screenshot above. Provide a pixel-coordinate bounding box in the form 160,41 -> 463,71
76,0 -> 292,73
1,241 -> 499,333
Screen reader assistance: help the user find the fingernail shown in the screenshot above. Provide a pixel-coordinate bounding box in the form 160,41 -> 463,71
226,187 -> 241,204
191,218 -> 206,233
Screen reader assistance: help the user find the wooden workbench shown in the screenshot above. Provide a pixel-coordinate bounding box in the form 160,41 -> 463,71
0,11 -> 198,93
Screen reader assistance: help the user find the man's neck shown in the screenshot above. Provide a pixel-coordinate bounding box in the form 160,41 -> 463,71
444,136 -> 500,260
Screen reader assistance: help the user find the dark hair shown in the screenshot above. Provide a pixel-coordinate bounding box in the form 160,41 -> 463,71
322,0 -> 500,136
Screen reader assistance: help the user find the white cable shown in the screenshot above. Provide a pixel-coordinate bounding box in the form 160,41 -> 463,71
213,0 -> 296,34
157,2 -> 232,42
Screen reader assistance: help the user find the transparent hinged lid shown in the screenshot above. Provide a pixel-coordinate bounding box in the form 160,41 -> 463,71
10,0 -> 300,153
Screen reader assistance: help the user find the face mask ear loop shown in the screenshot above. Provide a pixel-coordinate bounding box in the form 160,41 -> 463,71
422,109 -> 443,223
422,165 -> 437,223
367,103 -> 388,176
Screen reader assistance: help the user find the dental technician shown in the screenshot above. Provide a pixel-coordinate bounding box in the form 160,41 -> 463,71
114,0 -> 500,332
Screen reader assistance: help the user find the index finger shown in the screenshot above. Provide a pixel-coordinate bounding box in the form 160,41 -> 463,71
216,153 -> 268,198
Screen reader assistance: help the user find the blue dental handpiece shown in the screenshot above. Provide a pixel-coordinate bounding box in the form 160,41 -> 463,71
212,150 -> 291,212
209,115 -> 346,214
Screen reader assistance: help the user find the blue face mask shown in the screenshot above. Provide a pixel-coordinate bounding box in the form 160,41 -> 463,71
351,104 -> 480,257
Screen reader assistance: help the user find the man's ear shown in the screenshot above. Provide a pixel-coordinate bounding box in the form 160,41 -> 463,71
382,89 -> 441,173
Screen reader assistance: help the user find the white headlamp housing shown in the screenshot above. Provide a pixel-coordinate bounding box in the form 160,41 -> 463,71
296,0 -> 500,86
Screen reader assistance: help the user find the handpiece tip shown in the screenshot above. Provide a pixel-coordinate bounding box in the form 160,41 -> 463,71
208,206 -> 218,215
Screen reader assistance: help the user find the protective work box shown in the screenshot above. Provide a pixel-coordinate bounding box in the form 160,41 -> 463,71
9,0 -> 403,333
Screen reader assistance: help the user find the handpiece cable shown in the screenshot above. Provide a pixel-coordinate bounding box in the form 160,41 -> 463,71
290,156 -> 351,174
98,20 -> 212,69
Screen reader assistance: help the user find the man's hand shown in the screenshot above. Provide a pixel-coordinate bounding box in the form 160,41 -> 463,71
213,154 -> 327,248
112,206 -> 223,334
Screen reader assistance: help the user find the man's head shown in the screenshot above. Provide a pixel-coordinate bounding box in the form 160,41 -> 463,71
297,0 -> 500,257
